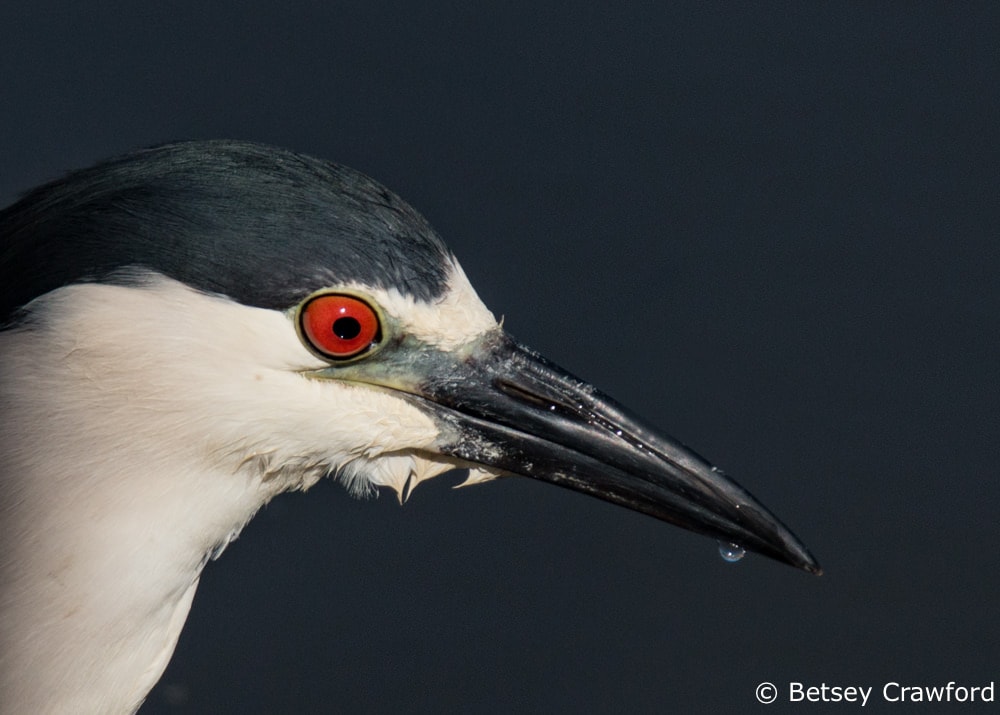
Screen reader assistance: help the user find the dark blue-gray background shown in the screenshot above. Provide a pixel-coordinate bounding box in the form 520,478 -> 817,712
2,3 -> 996,713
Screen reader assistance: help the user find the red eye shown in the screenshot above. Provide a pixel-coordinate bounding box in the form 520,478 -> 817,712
299,294 -> 381,360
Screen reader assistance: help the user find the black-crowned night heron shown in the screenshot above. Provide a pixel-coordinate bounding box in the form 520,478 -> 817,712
0,141 -> 819,713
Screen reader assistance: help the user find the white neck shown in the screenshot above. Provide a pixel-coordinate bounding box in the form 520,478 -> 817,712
0,314 -> 281,713
0,274 -> 487,713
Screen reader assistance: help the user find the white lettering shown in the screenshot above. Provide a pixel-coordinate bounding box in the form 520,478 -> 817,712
883,681 -> 995,703
858,685 -> 872,707
784,680 -> 993,706
788,683 -> 871,705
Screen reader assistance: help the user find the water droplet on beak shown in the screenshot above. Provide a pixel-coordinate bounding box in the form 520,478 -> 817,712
718,542 -> 746,563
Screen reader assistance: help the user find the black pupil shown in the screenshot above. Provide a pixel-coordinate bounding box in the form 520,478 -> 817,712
332,316 -> 362,341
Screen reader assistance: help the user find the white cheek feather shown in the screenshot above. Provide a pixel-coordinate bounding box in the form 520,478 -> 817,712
13,276 -> 448,485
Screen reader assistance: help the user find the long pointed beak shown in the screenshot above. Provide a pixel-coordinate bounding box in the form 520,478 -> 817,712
331,329 -> 820,574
